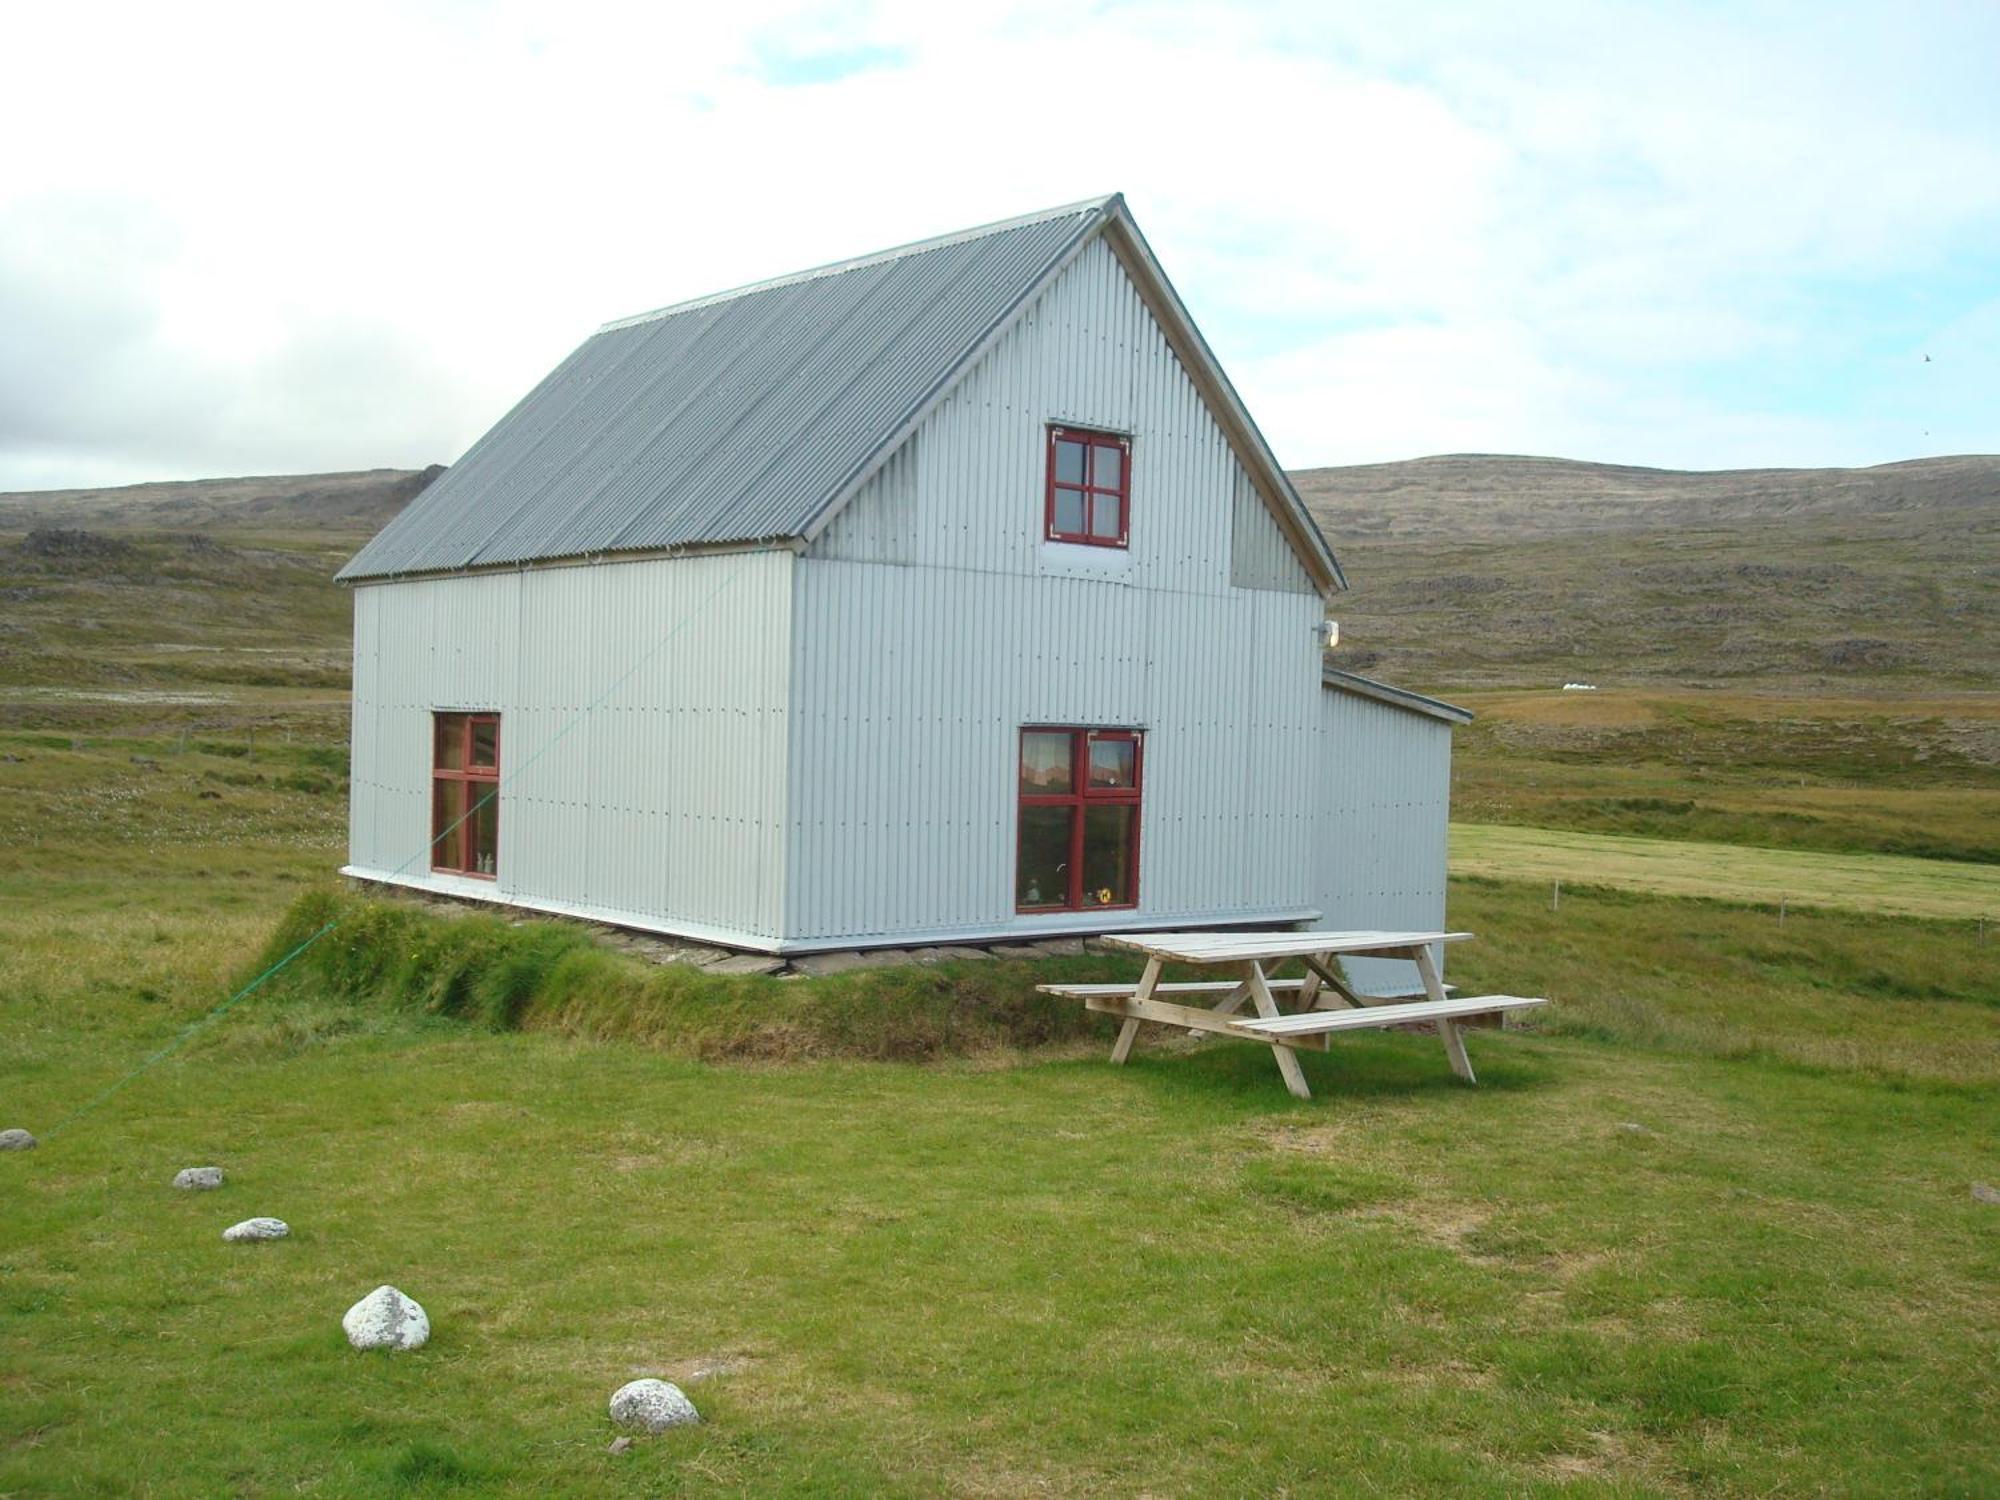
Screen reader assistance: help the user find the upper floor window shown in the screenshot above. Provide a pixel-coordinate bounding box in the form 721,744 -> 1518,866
433,711 -> 499,878
1046,426 -> 1130,547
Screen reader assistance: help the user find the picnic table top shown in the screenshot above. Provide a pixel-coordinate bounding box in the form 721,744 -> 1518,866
1100,929 -> 1473,963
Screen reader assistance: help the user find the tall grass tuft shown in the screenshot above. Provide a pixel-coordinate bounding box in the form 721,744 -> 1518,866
246,890 -> 1110,1061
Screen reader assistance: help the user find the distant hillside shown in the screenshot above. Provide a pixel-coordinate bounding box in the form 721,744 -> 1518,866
0,466 -> 443,534
1295,453 -> 2000,540
1304,454 -> 1999,691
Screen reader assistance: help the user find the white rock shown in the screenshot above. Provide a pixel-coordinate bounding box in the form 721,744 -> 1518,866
608,1378 -> 700,1432
174,1166 -> 224,1190
0,1128 -> 36,1150
221,1216 -> 289,1242
343,1285 -> 430,1351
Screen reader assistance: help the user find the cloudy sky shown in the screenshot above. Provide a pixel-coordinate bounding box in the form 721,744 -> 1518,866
4,0 -> 1996,491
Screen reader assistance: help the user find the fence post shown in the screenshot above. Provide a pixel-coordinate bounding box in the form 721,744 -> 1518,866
1551,879 -> 1561,912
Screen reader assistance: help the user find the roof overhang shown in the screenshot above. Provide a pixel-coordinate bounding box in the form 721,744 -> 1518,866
1321,665 -> 1473,725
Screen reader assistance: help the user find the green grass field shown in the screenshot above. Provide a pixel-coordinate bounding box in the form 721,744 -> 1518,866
5,727 -> 1999,1496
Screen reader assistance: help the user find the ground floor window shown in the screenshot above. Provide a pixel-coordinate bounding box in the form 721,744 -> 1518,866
1017,727 -> 1142,911
432,711 -> 499,877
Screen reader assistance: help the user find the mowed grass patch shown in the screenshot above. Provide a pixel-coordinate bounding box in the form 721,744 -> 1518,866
1441,877 -> 2000,1087
1451,822 -> 2000,923
1446,688 -> 2000,864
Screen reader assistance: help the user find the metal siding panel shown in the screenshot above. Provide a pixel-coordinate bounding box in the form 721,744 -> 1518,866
785,565 -> 1324,945
345,553 -> 792,940
1311,687 -> 1455,985
1231,467 -> 1317,594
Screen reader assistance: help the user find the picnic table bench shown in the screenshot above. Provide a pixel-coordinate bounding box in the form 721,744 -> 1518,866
1037,929 -> 1544,1099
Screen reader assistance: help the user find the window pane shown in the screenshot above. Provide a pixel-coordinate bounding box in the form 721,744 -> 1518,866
1091,443 -> 1123,490
433,778 -> 466,871
468,785 -> 499,875
435,715 -> 465,770
1053,486 -> 1086,536
470,718 -> 498,769
1020,731 -> 1074,794
1082,804 -> 1136,906
1090,492 -> 1122,539
1087,736 -> 1135,790
1054,437 -> 1086,485
1017,805 -> 1074,908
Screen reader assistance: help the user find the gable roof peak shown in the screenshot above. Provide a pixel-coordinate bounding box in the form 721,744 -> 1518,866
600,194 -> 1123,334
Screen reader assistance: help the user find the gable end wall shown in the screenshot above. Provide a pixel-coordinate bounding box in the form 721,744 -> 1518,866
784,236 -> 1324,946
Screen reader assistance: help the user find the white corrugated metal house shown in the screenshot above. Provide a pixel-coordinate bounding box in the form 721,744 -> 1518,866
338,194 -> 1471,971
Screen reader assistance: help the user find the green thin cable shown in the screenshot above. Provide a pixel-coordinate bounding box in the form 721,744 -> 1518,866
37,559 -> 749,1141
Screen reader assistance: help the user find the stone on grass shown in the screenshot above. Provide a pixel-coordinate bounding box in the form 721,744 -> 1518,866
343,1285 -> 430,1351
609,1378 -> 700,1432
174,1166 -> 224,1190
0,1128 -> 36,1151
607,1437 -> 634,1456
1973,1182 -> 2000,1206
908,946 -> 993,965
791,948 -> 909,976
1616,1122 -> 1651,1136
221,1216 -> 288,1242
703,953 -> 785,976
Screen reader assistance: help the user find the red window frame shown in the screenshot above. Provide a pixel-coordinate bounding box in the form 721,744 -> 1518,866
1045,425 -> 1131,547
1016,727 -> 1143,913
431,711 -> 500,879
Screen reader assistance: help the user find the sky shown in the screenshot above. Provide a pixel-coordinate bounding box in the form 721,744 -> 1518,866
3,0 -> 1996,491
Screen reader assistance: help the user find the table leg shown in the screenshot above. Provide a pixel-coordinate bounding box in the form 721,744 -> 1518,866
1246,961 -> 1313,1100
1110,956 -> 1161,1065
1412,945 -> 1475,1083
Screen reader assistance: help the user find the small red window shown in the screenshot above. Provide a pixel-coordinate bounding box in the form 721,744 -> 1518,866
1017,727 -> 1142,912
1046,426 -> 1130,547
433,712 -> 499,878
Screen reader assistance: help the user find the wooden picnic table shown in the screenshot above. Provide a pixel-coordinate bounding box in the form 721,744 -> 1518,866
1038,929 -> 1544,1100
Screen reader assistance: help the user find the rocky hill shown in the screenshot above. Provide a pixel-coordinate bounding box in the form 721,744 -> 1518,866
1299,454 -> 1998,690
2,453 -> 1994,703
0,466 -> 443,534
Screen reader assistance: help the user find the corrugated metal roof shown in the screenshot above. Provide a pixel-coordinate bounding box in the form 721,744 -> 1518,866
338,194 -> 1344,592
339,199 -> 1108,581
1321,665 -> 1473,724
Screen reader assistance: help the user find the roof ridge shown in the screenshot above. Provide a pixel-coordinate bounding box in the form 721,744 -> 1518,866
598,194 -> 1120,333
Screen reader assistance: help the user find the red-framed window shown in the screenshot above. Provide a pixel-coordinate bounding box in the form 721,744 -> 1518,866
432,712 -> 499,878
1045,426 -> 1130,547
1016,727 -> 1142,912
